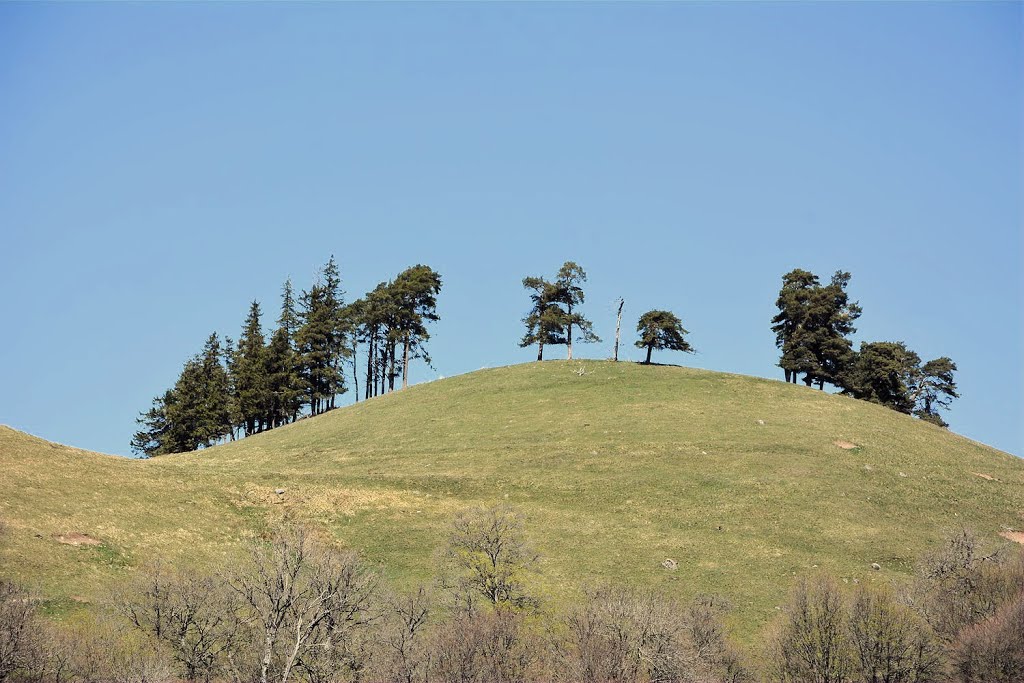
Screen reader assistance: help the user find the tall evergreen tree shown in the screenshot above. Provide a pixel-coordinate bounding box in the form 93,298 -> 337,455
197,332 -> 233,444
222,336 -> 241,440
771,269 -> 861,388
233,301 -> 270,436
842,341 -> 920,414
273,278 -> 305,423
296,258 -> 349,414
392,264 -> 442,389
520,276 -> 566,361
131,390 -> 175,457
911,357 -> 959,427
635,310 -> 694,364
554,261 -> 600,360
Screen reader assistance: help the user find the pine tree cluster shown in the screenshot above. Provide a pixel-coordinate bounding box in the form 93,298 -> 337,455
131,258 -> 442,457
771,268 -> 958,427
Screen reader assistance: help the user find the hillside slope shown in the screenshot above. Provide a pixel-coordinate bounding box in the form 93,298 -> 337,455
2,361 -> 1022,637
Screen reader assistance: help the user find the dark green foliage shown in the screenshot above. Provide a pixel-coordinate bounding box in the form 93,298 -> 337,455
771,269 -> 861,388
233,301 -> 270,437
843,342 -> 959,427
843,341 -> 921,414
635,310 -> 694,364
130,390 -> 173,457
134,333 -> 234,456
913,357 -> 959,428
355,281 -> 397,399
520,276 -> 567,361
296,256 -> 349,415
391,265 -> 443,389
520,263 -> 599,361
555,262 -> 600,360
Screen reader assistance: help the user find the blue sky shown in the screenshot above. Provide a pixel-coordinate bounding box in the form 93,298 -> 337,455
0,2 -> 1020,457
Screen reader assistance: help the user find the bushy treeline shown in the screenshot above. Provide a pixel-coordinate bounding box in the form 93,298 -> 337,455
2,513 -> 1021,683
131,258 -> 442,456
772,268 -> 959,426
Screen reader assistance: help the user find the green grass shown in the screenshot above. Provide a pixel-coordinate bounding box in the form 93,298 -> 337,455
1,361 -> 1022,639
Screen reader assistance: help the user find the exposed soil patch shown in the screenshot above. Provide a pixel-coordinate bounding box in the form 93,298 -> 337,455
999,531 -> 1024,545
833,440 -> 858,450
54,532 -> 102,547
971,472 -> 998,482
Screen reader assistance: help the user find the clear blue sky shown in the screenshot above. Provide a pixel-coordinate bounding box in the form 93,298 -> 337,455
1,2 -> 1020,457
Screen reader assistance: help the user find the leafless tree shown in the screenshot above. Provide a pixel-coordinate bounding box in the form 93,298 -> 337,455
370,585 -> 434,683
911,529 -> 1024,642
951,590 -> 1024,683
226,525 -> 381,683
117,561 -> 242,682
430,609 -> 536,683
767,575 -> 852,683
0,580 -> 36,683
443,505 -> 539,613
848,584 -> 945,683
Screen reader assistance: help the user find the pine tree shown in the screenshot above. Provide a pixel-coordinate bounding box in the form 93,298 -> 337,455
222,336 -> 241,440
635,310 -> 694,364
130,390 -> 174,457
233,302 -> 270,436
842,341 -> 920,414
391,265 -> 442,389
520,276 -> 566,361
296,258 -> 349,414
274,278 -> 305,423
771,269 -> 860,388
554,261 -> 600,360
911,357 -> 959,427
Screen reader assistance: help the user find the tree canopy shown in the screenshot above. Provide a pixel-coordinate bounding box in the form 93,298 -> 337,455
635,310 -> 694,364
132,258 -> 443,456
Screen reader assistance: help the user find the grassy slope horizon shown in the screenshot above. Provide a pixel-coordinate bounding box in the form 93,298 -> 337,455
2,360 -> 1022,639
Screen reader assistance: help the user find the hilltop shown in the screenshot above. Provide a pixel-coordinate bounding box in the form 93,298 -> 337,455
1,361 -> 1022,638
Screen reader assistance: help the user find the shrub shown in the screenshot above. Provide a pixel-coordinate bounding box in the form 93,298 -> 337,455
443,505 -> 539,613
767,575 -> 852,683
951,591 -> 1024,683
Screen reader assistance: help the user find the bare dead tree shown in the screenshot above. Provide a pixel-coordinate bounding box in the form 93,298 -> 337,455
613,298 -> 624,362
226,525 -> 380,683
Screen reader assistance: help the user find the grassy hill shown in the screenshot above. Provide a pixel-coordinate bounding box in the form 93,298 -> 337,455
2,361 -> 1022,639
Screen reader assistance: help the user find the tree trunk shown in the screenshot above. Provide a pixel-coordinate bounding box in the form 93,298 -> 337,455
537,341 -> 543,361
365,336 -> 374,400
352,338 -> 359,402
567,302 -> 574,360
803,374 -> 813,387
613,298 -> 623,361
402,336 -> 410,389
784,369 -> 791,383
645,345 -> 653,364
388,343 -> 396,392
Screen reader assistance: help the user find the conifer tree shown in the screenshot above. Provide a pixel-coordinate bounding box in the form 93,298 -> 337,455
842,341 -> 920,414
554,261 -> 600,360
771,269 -> 860,388
131,390 -> 174,457
140,333 -> 233,454
197,332 -> 233,444
273,278 -> 305,423
520,276 -> 566,361
912,357 -> 959,427
296,257 -> 349,414
635,310 -> 694,364
222,336 -> 241,440
392,264 -> 442,389
233,302 -> 270,436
